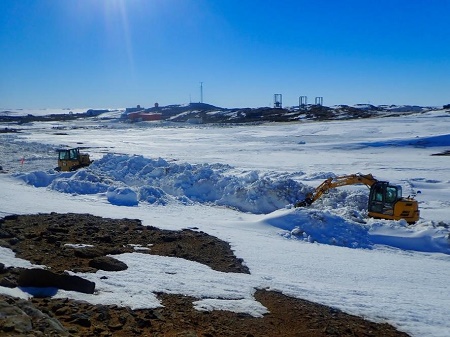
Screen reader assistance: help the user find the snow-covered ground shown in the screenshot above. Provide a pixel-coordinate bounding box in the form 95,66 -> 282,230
0,108 -> 89,117
1,109 -> 449,336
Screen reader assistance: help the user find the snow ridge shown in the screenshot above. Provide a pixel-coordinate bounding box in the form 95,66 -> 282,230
15,154 -> 310,214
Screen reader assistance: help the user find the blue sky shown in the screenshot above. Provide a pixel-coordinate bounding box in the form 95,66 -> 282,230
1,0 -> 449,109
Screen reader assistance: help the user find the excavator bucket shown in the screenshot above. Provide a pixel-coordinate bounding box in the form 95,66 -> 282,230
294,194 -> 314,207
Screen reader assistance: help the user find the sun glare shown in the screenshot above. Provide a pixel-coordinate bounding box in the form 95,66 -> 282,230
98,0 -> 136,76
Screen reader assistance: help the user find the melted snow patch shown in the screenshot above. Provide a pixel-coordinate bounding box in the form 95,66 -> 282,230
194,298 -> 269,317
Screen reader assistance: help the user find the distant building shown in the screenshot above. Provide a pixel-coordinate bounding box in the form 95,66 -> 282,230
122,105 -> 162,122
127,112 -> 162,122
125,105 -> 145,114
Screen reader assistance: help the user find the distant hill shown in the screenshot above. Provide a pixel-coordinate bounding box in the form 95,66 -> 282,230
134,103 -> 441,124
1,104 -> 446,125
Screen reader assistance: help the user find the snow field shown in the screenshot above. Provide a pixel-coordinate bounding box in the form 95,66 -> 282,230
1,109 -> 450,336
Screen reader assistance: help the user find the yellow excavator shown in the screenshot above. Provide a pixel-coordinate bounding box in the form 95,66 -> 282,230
56,148 -> 92,172
295,173 -> 420,223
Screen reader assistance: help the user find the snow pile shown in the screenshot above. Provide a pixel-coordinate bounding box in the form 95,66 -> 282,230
272,208 -> 372,248
266,208 -> 450,254
15,154 -> 310,214
14,153 -> 450,255
106,187 -> 138,206
368,220 -> 450,253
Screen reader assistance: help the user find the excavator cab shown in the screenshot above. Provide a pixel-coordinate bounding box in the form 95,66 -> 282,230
368,182 -> 400,214
368,182 -> 419,223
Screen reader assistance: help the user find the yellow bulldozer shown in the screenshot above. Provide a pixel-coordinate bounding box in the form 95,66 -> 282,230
295,173 -> 420,223
56,148 -> 92,172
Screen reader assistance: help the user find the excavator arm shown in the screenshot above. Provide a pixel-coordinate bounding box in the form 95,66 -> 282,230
295,173 -> 377,207
294,173 -> 420,223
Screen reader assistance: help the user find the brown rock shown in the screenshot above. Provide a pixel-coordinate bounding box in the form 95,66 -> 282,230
18,268 -> 95,294
74,246 -> 105,258
89,256 -> 128,271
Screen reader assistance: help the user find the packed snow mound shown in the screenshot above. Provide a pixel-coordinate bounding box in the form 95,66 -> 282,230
272,208 -> 372,248
106,187 -> 138,206
265,208 -> 450,254
15,154 -> 310,214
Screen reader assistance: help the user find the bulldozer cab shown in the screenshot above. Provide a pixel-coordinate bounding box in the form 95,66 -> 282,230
56,148 -> 91,172
58,148 -> 80,161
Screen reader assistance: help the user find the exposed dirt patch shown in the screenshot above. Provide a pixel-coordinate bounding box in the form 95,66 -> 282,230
0,213 -> 410,336
0,213 -> 248,275
0,128 -> 20,133
431,150 -> 450,156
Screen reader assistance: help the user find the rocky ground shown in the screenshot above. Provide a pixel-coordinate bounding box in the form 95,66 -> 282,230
0,213 -> 410,336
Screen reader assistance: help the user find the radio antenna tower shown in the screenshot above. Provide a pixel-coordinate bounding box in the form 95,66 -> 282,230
200,82 -> 203,103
